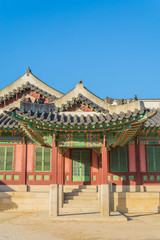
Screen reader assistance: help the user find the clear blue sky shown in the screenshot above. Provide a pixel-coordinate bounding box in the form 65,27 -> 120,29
0,0 -> 160,99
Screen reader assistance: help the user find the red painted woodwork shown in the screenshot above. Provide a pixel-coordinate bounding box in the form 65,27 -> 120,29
140,144 -> 160,184
101,136 -> 109,184
107,144 -> 138,185
98,154 -> 102,185
57,152 -> 64,185
64,148 -> 91,185
0,144 -> 23,185
0,172 -> 23,185
91,150 -> 98,172
64,148 -> 100,185
135,140 -> 141,185
64,150 -> 72,185
0,89 -> 50,109
15,145 -> 23,172
65,150 -> 70,172
66,102 -> 94,112
52,137 -> 58,184
1,141 -> 160,186
25,144 -> 54,185
27,145 -> 34,172
90,150 -> 99,185
107,172 -> 137,185
128,144 -> 136,172
141,172 -> 160,185
26,172 -> 53,185
22,139 -> 27,184
140,144 -> 147,172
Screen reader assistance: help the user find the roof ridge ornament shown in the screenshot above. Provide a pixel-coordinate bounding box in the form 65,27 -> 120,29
26,67 -> 31,76
76,79 -> 84,88
134,94 -> 138,101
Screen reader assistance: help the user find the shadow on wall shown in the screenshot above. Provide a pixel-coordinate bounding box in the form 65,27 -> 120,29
110,183 -> 128,213
116,184 -> 128,213
158,193 -> 160,213
0,182 -> 18,211
112,185 -> 160,214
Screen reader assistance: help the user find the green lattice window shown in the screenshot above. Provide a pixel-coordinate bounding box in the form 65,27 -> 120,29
35,147 -> 51,172
147,146 -> 160,172
110,147 -> 128,172
0,146 -> 14,171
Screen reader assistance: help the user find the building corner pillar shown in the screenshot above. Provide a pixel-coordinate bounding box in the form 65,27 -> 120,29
52,134 -> 58,184
102,135 -> 108,184
101,184 -> 110,216
135,140 -> 141,190
101,134 -> 110,216
22,137 -> 27,185
49,184 -> 59,217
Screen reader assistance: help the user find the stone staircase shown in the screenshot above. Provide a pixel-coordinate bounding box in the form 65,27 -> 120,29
60,185 -> 99,215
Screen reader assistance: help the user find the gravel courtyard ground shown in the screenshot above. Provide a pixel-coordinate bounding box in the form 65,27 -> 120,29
0,211 -> 160,240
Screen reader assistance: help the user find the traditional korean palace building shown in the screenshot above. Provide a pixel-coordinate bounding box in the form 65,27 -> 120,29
1,68 -> 160,215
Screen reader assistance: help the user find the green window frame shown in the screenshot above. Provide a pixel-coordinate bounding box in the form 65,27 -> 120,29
110,147 -> 128,172
35,147 -> 51,172
147,146 -> 160,172
0,146 -> 14,171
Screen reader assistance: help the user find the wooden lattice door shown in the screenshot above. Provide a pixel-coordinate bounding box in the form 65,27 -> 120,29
72,150 -> 90,182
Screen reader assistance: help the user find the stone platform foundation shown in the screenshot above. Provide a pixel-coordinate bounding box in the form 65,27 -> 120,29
0,185 -> 160,213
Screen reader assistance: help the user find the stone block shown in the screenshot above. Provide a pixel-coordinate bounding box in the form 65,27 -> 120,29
101,184 -> 110,216
98,185 -> 101,209
112,192 -> 160,213
49,184 -> 59,217
59,185 -> 64,208
27,185 -> 50,192
0,185 -> 27,192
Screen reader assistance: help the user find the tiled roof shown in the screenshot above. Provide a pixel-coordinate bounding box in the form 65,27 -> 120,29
57,94 -> 108,113
4,107 -> 153,126
0,113 -> 18,128
0,82 -> 56,102
144,108 -> 160,127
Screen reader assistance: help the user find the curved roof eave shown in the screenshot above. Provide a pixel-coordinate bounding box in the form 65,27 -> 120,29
0,70 -> 64,99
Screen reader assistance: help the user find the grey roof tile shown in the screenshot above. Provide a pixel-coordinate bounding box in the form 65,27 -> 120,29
0,113 -> 18,128
0,81 -> 54,103
2,105 -> 158,128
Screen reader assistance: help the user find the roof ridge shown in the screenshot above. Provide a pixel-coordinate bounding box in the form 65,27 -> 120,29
0,81 -> 58,103
56,93 -> 108,113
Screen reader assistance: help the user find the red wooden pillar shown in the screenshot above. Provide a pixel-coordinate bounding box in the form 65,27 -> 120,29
52,134 -> 58,184
98,154 -> 102,185
135,140 -> 141,185
22,137 -> 27,185
58,152 -> 64,185
101,135 -> 109,184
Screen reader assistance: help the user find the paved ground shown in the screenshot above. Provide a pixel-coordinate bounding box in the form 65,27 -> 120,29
0,211 -> 160,240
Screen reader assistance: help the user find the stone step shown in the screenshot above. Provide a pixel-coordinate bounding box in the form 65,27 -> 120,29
64,192 -> 98,197
64,195 -> 98,200
64,186 -> 97,193
63,203 -> 98,208
62,185 -> 98,214
64,199 -> 98,204
64,185 -> 97,189
64,188 -> 97,193
60,207 -> 99,214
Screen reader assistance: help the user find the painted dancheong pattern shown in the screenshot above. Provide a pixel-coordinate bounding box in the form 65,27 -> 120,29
0,68 -> 160,186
